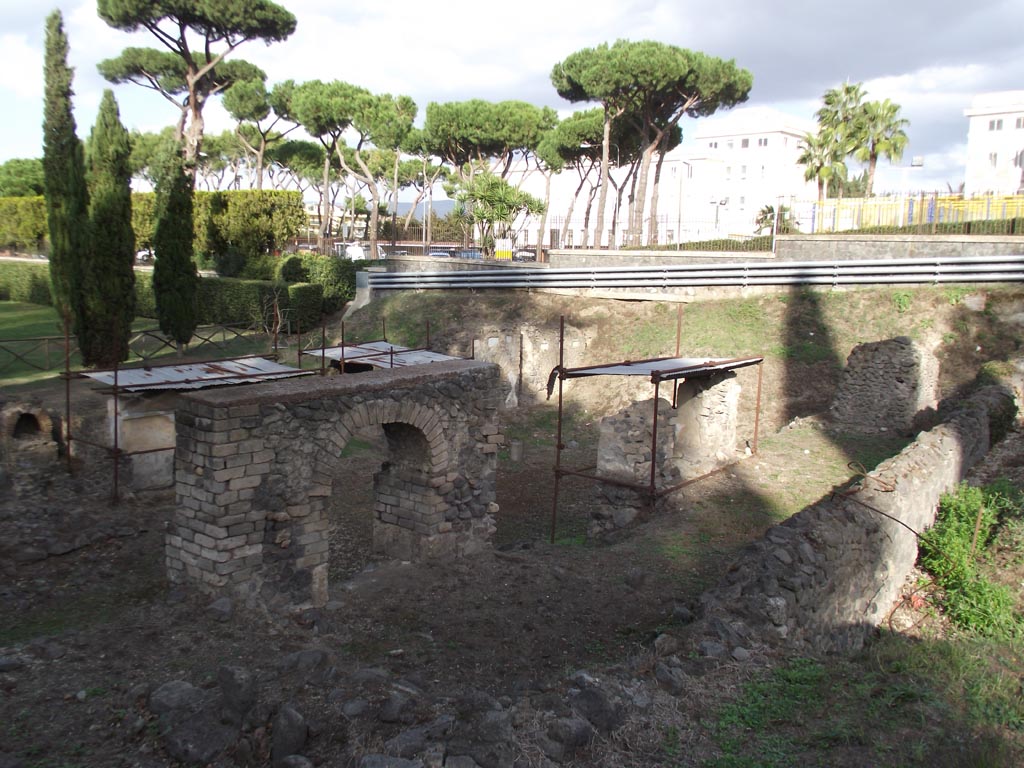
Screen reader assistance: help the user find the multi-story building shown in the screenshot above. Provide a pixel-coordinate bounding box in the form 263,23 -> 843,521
963,91 -> 1024,197
660,106 -> 818,240
514,106 -> 818,247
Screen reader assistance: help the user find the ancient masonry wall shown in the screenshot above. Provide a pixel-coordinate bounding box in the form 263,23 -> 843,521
829,337 -> 939,434
694,385 -> 1016,654
166,360 -> 507,610
591,373 -> 741,537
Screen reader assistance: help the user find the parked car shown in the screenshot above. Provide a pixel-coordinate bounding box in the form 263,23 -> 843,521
454,249 -> 483,260
427,249 -> 454,258
513,249 -> 538,262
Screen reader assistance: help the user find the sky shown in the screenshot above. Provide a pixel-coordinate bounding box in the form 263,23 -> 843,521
2,0 -> 1023,194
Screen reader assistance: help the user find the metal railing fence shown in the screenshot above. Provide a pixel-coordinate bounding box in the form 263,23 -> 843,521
367,254 -> 1024,292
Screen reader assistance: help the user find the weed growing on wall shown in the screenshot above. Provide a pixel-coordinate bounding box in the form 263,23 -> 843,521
919,481 -> 1023,637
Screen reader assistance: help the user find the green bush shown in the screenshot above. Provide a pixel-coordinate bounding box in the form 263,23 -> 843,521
240,254 -> 279,281
0,196 -> 48,251
301,254 -> 363,314
919,481 -> 1023,637
194,276 -> 284,327
277,255 -> 308,283
287,282 -> 324,332
0,260 -> 52,304
134,270 -> 155,317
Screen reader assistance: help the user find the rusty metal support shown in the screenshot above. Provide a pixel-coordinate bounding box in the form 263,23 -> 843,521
649,379 -> 661,508
675,304 -> 682,358
549,315 -> 566,544
340,322 -> 346,374
111,361 -> 120,504
321,322 -> 327,375
382,317 -> 387,341
753,360 -> 764,455
64,309 -> 72,473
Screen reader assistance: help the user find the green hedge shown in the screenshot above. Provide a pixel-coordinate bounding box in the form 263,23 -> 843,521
135,270 -> 322,329
301,254 -> 364,314
0,260 -> 52,304
287,282 -> 324,332
0,196 -> 47,251
1,189 -> 305,262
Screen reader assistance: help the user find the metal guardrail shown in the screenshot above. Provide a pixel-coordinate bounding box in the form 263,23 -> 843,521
367,255 -> 1024,291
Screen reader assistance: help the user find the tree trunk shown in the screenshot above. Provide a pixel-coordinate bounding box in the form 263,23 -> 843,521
592,111 -> 613,248
866,152 -> 878,197
630,142 -> 658,247
647,140 -> 668,246
581,184 -> 597,248
537,169 -> 552,258
318,150 -> 332,250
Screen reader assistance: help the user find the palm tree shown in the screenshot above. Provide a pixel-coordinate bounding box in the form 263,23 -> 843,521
816,81 -> 865,197
854,99 -> 909,197
797,131 -> 845,204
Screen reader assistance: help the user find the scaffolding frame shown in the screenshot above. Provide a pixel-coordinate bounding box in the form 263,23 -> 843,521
547,313 -> 764,542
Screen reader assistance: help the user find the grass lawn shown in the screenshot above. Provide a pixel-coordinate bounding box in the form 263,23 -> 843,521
0,301 -> 274,386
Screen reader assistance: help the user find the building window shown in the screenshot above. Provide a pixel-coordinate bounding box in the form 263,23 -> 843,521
739,196 -> 745,206
741,138 -> 749,148
757,137 -> 768,147
761,165 -> 766,179
740,165 -> 747,179
727,140 -> 734,150
1017,117 -> 1024,129
725,166 -> 732,179
709,141 -> 718,149
989,152 -> 998,168
565,229 -> 573,247
989,119 -> 1003,131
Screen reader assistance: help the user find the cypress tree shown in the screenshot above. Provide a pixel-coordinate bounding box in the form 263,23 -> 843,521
83,90 -> 135,367
42,10 -> 90,332
152,143 -> 198,353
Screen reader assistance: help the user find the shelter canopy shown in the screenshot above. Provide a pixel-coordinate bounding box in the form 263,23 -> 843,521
82,357 -> 312,392
302,341 -> 461,369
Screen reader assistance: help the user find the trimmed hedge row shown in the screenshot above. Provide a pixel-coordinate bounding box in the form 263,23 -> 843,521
1,190 -> 305,259
0,197 -> 47,251
0,260 -> 52,304
133,271 -> 322,329
2,261 -> 328,332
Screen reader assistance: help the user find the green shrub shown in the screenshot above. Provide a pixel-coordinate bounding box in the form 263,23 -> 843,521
287,282 -> 324,331
301,254 -> 362,314
919,481 -> 1023,637
0,196 -> 48,251
0,260 -> 52,304
134,270 -> 155,317
277,255 -> 308,283
195,276 -> 284,327
240,254 -> 279,281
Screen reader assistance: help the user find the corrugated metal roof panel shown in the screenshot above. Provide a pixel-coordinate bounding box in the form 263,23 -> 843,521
302,342 -> 461,369
82,357 -> 312,392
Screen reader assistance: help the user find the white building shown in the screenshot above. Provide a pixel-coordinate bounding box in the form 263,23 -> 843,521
963,91 -> 1024,197
660,106 -> 818,240
511,106 -> 818,247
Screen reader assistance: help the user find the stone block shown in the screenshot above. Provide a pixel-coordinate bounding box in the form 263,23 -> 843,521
229,475 -> 262,491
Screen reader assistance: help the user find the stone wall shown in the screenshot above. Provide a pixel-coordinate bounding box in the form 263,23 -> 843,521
167,360 -> 507,610
590,373 -> 743,537
693,385 -> 1016,654
829,337 -> 939,434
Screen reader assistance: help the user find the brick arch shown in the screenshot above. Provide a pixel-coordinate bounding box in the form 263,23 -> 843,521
310,397 -> 450,486
166,361 -> 506,610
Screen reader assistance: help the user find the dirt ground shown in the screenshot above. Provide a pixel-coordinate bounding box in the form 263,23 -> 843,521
0,371 -> 1020,767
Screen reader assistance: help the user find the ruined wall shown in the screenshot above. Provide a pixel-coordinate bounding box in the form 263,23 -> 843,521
167,360 -> 507,610
591,373 -> 744,537
694,385 -> 1016,654
829,337 -> 939,434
